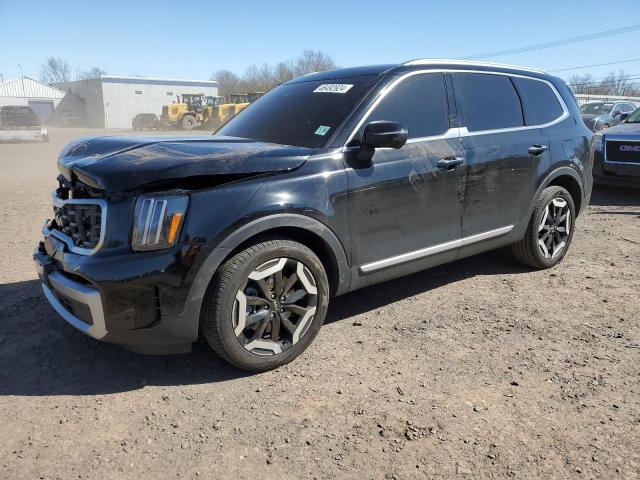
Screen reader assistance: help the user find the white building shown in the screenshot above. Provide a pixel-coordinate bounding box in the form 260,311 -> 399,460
55,75 -> 219,128
0,76 -> 66,122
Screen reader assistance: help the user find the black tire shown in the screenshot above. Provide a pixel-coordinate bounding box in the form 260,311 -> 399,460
201,238 -> 329,371
511,186 -> 576,269
181,115 -> 196,130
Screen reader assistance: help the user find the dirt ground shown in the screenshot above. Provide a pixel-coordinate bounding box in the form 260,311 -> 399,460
0,128 -> 638,479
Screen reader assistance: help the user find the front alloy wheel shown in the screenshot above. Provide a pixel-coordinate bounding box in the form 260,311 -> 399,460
201,239 -> 329,371
233,258 -> 318,355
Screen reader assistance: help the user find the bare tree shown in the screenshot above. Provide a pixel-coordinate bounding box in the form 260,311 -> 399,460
77,66 -> 107,80
40,57 -> 71,84
243,64 -> 260,92
274,60 -> 295,84
210,50 -> 337,96
256,63 -> 276,91
568,70 -> 640,96
294,49 -> 336,76
213,69 -> 241,98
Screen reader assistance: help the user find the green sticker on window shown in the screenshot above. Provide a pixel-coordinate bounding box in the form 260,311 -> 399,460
314,125 -> 331,136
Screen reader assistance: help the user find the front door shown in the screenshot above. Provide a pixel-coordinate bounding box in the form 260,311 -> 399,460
345,73 -> 465,283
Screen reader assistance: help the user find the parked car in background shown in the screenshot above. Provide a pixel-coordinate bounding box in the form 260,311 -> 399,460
592,107 -> 640,188
35,60 -> 592,371
0,105 -> 48,142
132,113 -> 160,131
580,101 -> 636,132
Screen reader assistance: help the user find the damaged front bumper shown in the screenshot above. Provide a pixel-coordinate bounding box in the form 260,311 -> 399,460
34,233 -> 199,354
36,252 -> 107,340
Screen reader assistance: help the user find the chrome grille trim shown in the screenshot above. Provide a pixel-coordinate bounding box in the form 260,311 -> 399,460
44,193 -> 107,255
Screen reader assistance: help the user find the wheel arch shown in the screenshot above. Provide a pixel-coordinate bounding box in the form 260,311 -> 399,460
174,214 -> 351,343
546,173 -> 583,215
531,167 -> 585,219
228,225 -> 345,297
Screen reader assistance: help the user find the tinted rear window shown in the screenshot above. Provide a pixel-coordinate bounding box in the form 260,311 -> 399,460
453,73 -> 523,132
217,75 -> 380,148
512,77 -> 564,125
365,73 -> 448,138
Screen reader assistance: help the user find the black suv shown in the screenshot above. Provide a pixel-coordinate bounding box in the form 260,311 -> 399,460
35,60 -> 593,371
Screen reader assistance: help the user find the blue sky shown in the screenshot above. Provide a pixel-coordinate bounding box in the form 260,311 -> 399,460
1,0 -> 639,83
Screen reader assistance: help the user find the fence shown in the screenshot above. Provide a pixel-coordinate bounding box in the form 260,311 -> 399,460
572,93 -> 640,107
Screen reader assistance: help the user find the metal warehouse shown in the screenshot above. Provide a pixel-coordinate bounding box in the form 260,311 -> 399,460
0,76 -> 66,122
54,75 -> 219,129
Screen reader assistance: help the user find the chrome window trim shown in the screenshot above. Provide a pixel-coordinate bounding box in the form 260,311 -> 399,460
603,135 -> 640,166
342,69 -> 569,149
359,225 -> 513,273
403,59 -> 546,75
43,193 -> 107,255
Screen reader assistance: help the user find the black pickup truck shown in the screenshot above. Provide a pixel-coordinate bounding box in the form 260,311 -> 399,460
592,108 -> 640,187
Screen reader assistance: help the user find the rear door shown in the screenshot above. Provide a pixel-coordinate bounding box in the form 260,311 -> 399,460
451,72 -> 546,241
346,72 -> 465,282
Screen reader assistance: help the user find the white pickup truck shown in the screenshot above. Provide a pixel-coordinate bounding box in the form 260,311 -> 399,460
0,105 -> 48,142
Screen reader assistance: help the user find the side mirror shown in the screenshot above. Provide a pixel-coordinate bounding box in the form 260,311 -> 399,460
620,113 -> 630,122
363,121 -> 408,149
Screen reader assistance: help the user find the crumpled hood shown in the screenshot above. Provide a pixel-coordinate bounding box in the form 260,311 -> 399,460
58,135 -> 312,191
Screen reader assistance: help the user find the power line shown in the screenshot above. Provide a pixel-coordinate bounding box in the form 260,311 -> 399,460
463,24 -> 640,60
549,58 -> 640,72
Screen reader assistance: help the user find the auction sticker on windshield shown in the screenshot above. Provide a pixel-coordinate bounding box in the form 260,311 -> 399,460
313,84 -> 353,94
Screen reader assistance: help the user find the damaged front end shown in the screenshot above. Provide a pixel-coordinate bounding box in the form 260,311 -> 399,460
36,134 -> 312,352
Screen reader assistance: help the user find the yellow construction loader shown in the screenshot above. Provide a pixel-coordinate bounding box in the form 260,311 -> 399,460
160,93 -> 224,130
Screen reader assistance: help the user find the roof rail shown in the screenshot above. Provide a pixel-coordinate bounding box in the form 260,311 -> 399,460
403,59 -> 546,74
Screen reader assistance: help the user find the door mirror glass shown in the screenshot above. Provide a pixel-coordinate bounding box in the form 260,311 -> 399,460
620,112 -> 630,122
363,121 -> 408,149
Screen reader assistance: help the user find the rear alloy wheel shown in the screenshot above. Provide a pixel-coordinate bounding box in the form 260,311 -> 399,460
511,185 -> 576,269
537,198 -> 571,260
201,239 -> 329,371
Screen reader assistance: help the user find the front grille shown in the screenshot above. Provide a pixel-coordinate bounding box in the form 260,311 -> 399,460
606,140 -> 640,164
53,203 -> 102,249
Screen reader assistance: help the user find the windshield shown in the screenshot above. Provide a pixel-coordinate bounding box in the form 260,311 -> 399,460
580,103 -> 613,115
625,108 -> 640,123
217,75 -> 381,148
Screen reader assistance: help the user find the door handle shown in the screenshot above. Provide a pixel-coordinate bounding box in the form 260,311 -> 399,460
436,156 -> 464,170
528,144 -> 549,156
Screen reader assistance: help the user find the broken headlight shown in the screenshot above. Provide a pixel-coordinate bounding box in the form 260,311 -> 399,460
132,193 -> 189,251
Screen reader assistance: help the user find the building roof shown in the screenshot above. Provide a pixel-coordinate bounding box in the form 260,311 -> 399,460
0,76 -> 66,99
100,75 -> 219,87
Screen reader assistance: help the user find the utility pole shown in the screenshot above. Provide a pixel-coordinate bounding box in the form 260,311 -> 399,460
18,64 -> 25,96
